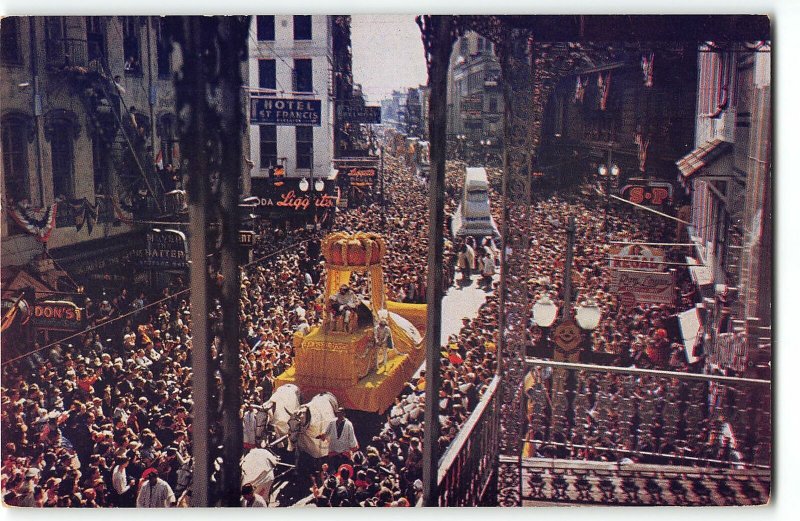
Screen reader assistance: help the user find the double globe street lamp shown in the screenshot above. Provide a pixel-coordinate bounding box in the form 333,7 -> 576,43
298,174 -> 326,230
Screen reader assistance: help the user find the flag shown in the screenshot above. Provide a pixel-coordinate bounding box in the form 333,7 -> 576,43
155,149 -> 164,170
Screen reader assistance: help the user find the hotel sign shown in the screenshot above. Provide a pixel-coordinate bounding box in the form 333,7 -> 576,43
250,97 -> 321,126
336,102 -> 381,124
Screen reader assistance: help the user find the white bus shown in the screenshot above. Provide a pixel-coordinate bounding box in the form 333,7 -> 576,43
451,167 -> 500,238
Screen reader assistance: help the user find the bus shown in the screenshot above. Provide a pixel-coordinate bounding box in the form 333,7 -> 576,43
451,167 -> 500,238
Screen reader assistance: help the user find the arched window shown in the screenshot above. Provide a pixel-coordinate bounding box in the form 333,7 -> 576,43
1,114 -> 31,202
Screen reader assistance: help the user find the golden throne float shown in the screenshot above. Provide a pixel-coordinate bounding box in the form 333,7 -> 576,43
274,232 -> 427,414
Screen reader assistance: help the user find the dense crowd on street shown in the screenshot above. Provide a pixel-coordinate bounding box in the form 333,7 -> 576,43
1,140 -> 730,508
0,147 -> 498,508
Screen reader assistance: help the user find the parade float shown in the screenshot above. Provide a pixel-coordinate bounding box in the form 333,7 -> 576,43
274,232 -> 427,414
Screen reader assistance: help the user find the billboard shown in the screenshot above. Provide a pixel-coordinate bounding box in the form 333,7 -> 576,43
611,270 -> 675,306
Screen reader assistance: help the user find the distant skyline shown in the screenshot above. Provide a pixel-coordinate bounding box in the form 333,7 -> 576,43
350,15 -> 428,102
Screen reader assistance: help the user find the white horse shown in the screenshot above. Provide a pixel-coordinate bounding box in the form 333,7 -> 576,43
287,392 -> 339,459
257,384 -> 302,447
241,448 -> 279,504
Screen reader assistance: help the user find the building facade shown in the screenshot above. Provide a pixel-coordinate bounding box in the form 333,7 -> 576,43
677,42 -> 772,377
539,49 -> 697,191
446,32 -> 503,163
1,16 -> 183,276
246,15 -> 335,183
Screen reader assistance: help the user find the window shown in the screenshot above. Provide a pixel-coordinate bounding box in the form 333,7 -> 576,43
477,37 -> 485,53
159,113 -> 178,168
1,16 -> 22,65
296,126 -> 313,169
293,16 -> 312,40
1,115 -> 30,202
44,17 -> 66,65
85,16 -> 105,65
50,120 -> 75,199
489,97 -> 497,113
259,125 -> 277,169
258,59 -> 276,90
459,37 -> 468,56
257,15 -> 274,41
156,18 -> 171,77
293,58 -> 312,93
122,16 -> 141,73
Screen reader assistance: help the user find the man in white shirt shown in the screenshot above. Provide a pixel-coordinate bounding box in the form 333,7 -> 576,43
240,484 -> 268,507
243,406 -> 263,451
136,468 -> 175,508
112,456 -> 136,507
318,408 -> 358,470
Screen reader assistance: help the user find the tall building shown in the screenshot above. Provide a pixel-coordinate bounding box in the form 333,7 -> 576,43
246,15 -> 335,183
539,48 -> 697,190
446,32 -> 503,162
1,16 -> 183,283
677,42 -> 772,377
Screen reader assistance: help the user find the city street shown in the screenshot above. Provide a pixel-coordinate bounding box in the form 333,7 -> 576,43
0,13 -> 774,509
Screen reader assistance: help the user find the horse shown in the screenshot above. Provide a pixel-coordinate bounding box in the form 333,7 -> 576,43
287,392 -> 339,461
257,384 -> 301,447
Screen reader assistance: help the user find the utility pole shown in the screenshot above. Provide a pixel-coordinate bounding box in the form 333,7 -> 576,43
417,14 -> 456,507
562,216 -> 575,321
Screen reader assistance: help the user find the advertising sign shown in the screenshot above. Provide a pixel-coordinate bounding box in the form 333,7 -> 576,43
250,97 -> 321,126
140,229 -> 188,270
610,270 -> 675,305
620,181 -> 673,207
239,231 -> 256,247
336,102 -> 381,124
250,178 -> 339,216
31,301 -> 84,331
609,244 -> 665,271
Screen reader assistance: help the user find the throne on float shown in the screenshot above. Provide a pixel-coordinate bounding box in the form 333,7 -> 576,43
274,232 -> 427,413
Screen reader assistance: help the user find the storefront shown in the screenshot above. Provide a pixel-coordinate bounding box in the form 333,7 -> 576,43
333,157 -> 380,209
250,175 -> 340,230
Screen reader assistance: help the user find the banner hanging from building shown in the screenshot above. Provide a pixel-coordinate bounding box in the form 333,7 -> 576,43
31,300 -> 84,331
250,97 -> 321,126
336,102 -> 381,124
611,269 -> 675,306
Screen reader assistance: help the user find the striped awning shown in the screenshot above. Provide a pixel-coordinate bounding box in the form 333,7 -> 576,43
676,138 -> 733,179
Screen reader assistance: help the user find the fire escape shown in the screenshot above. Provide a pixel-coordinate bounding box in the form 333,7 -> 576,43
45,27 -> 166,220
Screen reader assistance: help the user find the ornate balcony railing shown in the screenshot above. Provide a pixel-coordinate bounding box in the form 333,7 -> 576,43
523,359 -> 771,469
434,375 -> 501,506
512,456 -> 770,505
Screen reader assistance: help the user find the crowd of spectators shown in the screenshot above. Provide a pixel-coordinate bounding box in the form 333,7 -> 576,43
1,138 -> 719,508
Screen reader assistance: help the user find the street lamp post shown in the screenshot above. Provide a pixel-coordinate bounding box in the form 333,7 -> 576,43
598,144 -> 620,236
530,216 -> 602,401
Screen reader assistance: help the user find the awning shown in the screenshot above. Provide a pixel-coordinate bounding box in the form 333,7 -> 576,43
679,307 -> 703,364
676,138 -> 733,180
686,256 -> 714,288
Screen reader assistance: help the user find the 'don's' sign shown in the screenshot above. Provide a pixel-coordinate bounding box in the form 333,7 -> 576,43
32,301 -> 84,331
